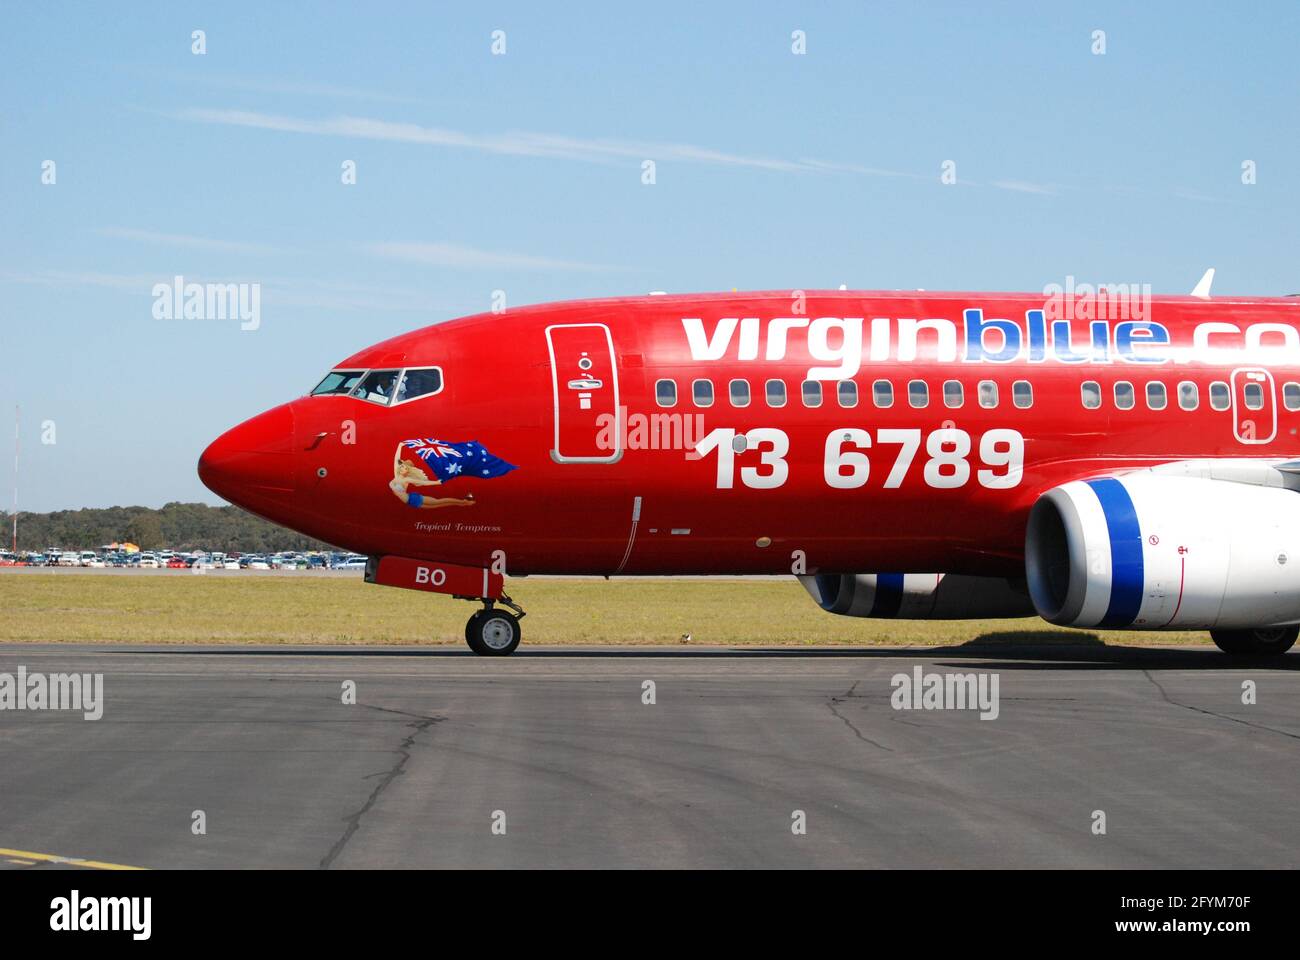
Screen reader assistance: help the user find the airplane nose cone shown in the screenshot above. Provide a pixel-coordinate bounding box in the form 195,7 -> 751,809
198,404 -> 298,506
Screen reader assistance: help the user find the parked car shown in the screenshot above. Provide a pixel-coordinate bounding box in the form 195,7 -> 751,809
335,555 -> 368,570
138,554 -> 160,569
222,558 -> 241,570
166,556 -> 188,569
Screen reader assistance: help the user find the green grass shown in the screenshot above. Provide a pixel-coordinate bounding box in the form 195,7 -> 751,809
0,572 -> 1213,647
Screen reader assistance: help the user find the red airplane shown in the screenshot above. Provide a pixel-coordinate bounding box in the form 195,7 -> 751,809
199,281 -> 1300,656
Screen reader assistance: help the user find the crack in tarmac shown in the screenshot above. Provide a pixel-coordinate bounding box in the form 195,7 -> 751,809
826,680 -> 893,752
319,703 -> 445,869
1141,670 -> 1300,741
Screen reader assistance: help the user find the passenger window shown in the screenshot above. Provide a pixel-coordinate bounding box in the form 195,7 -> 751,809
1114,381 -> 1135,410
692,379 -> 714,408
943,380 -> 963,408
1081,381 -> 1101,409
765,379 -> 787,408
1012,380 -> 1033,409
1209,381 -> 1230,411
1177,381 -> 1199,410
729,379 -> 750,407
1244,382 -> 1264,410
312,370 -> 366,396
395,367 -> 442,403
801,380 -> 823,408
873,380 -> 893,408
978,380 -> 998,408
908,380 -> 929,408
837,381 -> 858,408
1146,382 -> 1167,410
1285,382 -> 1300,411
655,379 -> 677,408
351,369 -> 400,405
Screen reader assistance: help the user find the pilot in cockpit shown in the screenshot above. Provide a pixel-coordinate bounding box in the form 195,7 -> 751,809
362,371 -> 397,403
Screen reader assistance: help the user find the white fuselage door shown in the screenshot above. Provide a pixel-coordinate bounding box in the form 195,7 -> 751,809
546,323 -> 622,463
1231,367 -> 1276,444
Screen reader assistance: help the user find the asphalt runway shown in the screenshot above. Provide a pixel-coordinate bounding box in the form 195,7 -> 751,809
1,643 -> 1297,869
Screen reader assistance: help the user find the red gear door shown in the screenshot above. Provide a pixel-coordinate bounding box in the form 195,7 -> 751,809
546,323 -> 622,464
1231,367 -> 1276,444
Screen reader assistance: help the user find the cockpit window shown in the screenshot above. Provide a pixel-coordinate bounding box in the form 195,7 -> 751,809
311,370 -> 366,396
395,367 -> 443,404
351,369 -> 400,405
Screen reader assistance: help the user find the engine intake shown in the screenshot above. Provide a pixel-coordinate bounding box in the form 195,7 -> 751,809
1025,474 -> 1300,630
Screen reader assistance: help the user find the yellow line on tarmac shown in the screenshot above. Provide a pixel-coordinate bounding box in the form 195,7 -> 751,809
0,847 -> 145,870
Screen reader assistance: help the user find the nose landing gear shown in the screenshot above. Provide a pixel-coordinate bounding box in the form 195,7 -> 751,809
364,556 -> 523,655
462,594 -> 526,656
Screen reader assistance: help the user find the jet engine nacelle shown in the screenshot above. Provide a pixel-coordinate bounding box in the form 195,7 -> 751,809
1025,473 -> 1300,630
798,572 -> 1035,620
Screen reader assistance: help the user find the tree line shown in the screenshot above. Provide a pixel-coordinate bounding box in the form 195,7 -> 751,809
1,502 -> 337,553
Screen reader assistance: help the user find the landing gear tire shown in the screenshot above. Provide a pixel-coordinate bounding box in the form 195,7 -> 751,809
1210,625 -> 1299,656
466,609 -> 522,656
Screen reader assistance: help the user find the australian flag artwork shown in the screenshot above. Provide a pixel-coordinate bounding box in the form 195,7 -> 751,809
401,438 -> 518,482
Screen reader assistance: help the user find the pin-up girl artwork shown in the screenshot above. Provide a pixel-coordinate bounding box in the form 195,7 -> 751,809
389,438 -> 517,509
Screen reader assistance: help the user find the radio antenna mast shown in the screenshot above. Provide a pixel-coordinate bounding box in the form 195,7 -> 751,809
12,404 -> 18,554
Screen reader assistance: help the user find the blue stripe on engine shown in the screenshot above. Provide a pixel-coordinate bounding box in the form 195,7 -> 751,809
1086,478 -> 1144,627
871,573 -> 906,618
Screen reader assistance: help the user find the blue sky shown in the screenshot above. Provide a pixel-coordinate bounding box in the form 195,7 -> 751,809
3,1 -> 1298,512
